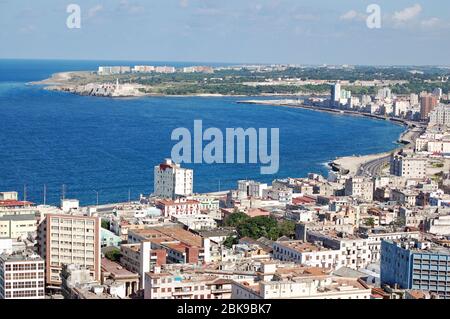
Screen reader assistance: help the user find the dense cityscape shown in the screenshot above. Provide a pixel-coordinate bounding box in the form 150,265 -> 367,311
1,75 -> 450,301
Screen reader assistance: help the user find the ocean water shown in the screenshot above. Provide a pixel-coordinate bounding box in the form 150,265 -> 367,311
0,59 -> 405,206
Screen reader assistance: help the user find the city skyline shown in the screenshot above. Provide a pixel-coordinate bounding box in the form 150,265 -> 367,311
1,0 -> 450,65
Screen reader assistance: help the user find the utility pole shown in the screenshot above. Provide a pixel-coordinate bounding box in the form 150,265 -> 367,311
128,188 -> 131,203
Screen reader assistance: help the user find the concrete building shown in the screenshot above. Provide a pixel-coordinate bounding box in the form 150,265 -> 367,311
429,104 -> 450,127
424,215 -> 450,235
127,226 -> 211,265
154,159 -> 193,199
100,258 -> 139,297
420,95 -> 438,121
272,241 -> 341,269
238,180 -> 268,198
144,272 -> 232,299
173,214 -> 217,230
381,239 -> 450,299
61,199 -> 80,213
0,251 -> 45,299
0,192 -> 18,201
0,214 -> 36,239
345,177 -> 374,202
305,231 -> 372,270
390,153 -> 427,179
37,214 -> 101,288
232,264 -> 371,299
61,263 -> 125,299
0,239 -> 12,254
156,198 -> 201,218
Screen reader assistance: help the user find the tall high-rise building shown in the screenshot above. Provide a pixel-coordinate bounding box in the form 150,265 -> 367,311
331,83 -> 341,107
154,159 -> 193,199
0,251 -> 45,299
37,214 -> 101,288
420,95 -> 438,120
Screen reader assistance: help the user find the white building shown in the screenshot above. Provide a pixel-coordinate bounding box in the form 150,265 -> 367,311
272,241 -> 341,269
154,159 -> 193,199
0,251 -> 45,299
238,180 -> 268,198
390,153 -> 427,179
61,199 -> 80,213
232,273 -> 371,299
345,177 -> 374,202
173,214 -> 217,230
429,104 -> 450,127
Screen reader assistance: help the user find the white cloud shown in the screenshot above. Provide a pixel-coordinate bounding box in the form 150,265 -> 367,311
421,17 -> 440,28
340,10 -> 366,21
88,5 -> 103,18
393,4 -> 422,23
180,0 -> 189,8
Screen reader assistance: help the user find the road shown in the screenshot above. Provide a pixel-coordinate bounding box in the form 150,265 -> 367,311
356,125 -> 425,177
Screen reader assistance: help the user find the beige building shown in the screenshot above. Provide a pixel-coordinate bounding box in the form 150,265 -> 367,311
345,177 -> 374,202
37,214 -> 101,287
144,272 -> 232,299
390,153 -> 427,179
231,263 -> 371,299
272,241 -> 341,269
0,214 -> 37,239
0,251 -> 45,299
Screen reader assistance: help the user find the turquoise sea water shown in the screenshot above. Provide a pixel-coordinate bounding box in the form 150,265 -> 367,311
0,59 -> 405,205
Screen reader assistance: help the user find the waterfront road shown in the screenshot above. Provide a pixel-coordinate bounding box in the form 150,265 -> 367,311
357,126 -> 425,177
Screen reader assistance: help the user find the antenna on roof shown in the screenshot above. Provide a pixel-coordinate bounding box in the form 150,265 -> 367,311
43,184 -> 47,206
23,184 -> 27,202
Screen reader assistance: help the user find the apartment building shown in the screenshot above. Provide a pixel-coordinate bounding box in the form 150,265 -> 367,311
154,159 -> 193,199
429,104 -> 450,127
390,153 -> 427,179
144,272 -> 232,299
155,198 -> 201,218
238,180 -> 268,198
345,177 -> 374,202
272,241 -> 341,269
0,214 -> 36,239
381,239 -> 450,299
127,226 -> 211,265
37,214 -> 101,287
232,266 -> 371,299
305,231 -> 372,270
359,230 -> 421,262
0,251 -> 45,299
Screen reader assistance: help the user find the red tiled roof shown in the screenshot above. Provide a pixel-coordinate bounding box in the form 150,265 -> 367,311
0,200 -> 34,207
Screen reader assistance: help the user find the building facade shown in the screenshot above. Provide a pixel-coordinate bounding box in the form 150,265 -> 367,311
0,252 -> 45,299
154,159 -> 193,199
37,214 -> 101,287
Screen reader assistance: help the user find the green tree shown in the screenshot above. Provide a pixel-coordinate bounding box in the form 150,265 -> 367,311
224,212 -> 250,227
279,220 -> 296,238
101,219 -> 110,230
223,236 -> 238,249
365,217 -> 375,228
105,248 -> 121,262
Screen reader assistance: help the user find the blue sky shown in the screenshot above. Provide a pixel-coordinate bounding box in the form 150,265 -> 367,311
0,0 -> 449,65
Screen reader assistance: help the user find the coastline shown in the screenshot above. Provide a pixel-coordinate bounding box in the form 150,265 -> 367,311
29,71 -> 424,179
29,71 -> 328,98
236,99 -> 426,177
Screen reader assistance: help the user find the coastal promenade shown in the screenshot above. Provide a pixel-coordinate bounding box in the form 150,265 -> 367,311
237,99 -> 427,177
